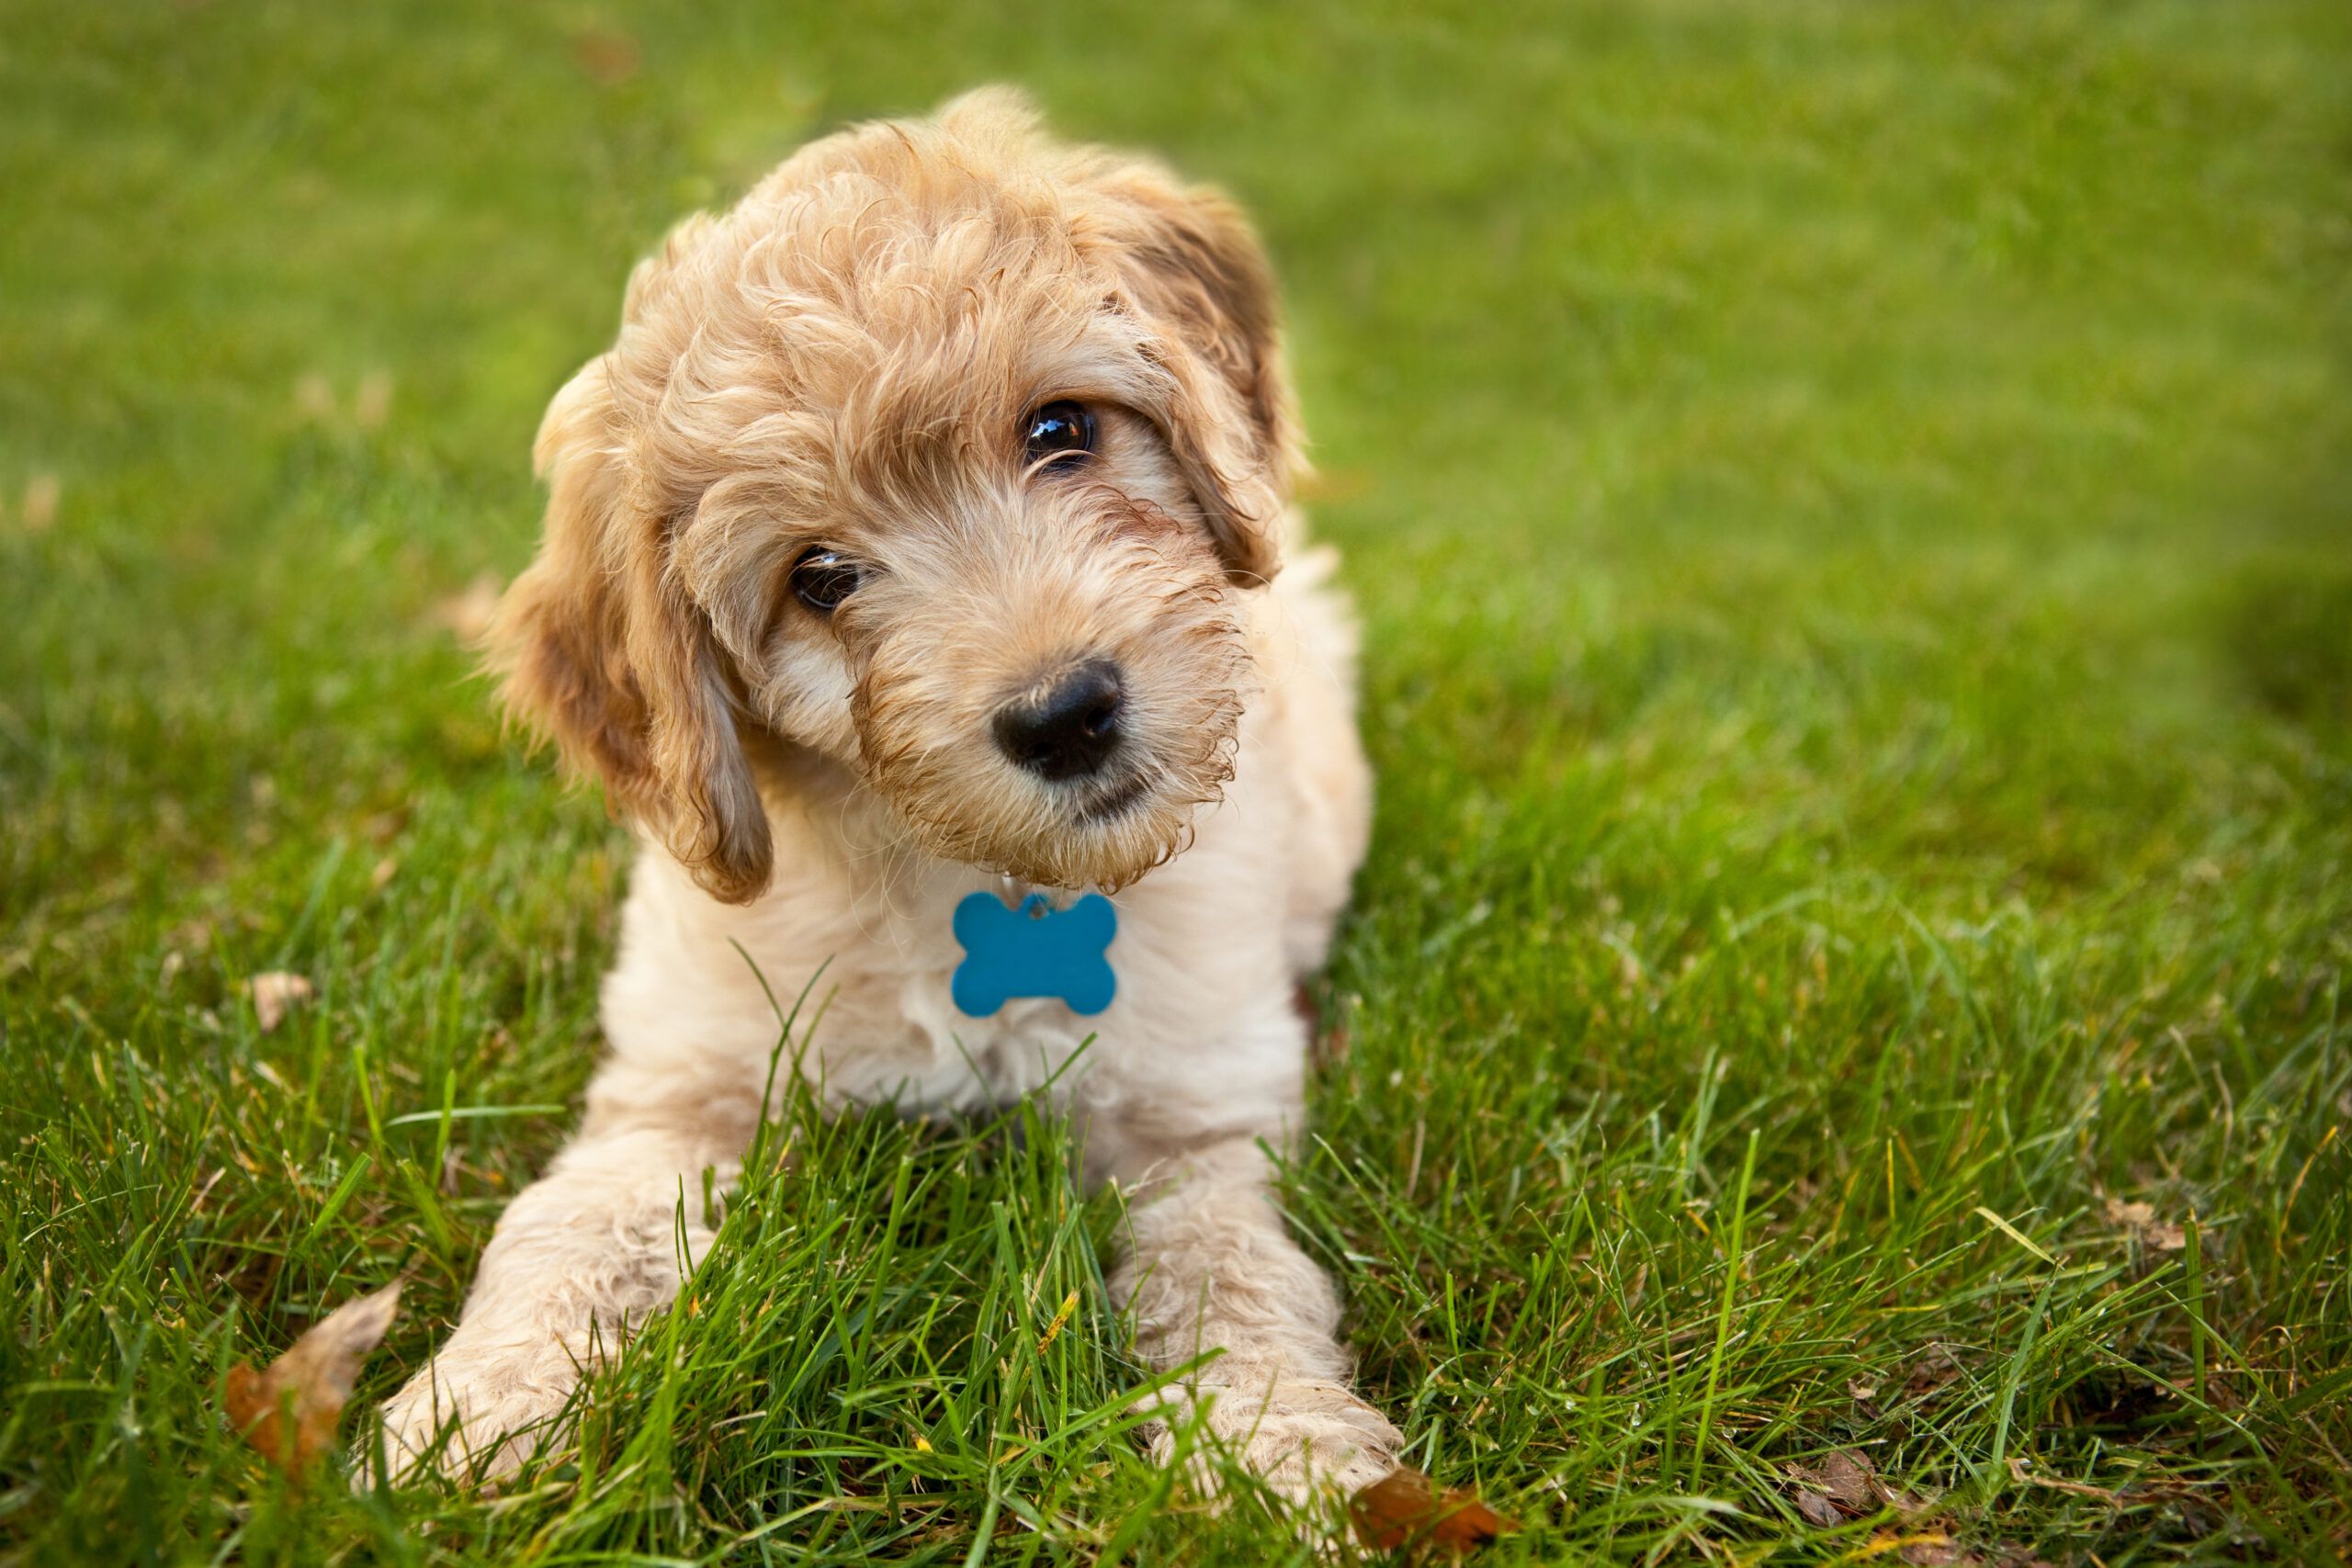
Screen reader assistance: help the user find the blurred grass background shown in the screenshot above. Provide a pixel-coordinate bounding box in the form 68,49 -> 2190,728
3,2 -> 2348,1563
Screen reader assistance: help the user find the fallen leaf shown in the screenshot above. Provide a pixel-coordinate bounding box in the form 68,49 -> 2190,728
1875,1477 -> 1932,1515
433,571 -> 503,644
1903,1343 -> 1964,1402
1784,1448 -> 1874,1511
1352,1466 -> 1516,1553
225,1280 -> 402,1477
1818,1448 -> 1876,1506
1784,1450 -> 1930,1523
1894,1536 -> 1962,1566
249,972 -> 315,1032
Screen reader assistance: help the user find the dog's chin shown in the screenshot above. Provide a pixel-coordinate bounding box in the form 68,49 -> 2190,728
893,771 -> 1200,894
1070,769 -> 1154,827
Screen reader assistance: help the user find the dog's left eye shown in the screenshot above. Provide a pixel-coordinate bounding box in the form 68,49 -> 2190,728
790,547 -> 863,613
1023,400 -> 1095,468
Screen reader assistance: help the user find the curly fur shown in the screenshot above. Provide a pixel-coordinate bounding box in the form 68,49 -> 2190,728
377,87 -> 1394,1511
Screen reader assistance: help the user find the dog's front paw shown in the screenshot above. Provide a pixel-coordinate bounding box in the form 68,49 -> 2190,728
1153,1375 -> 1402,1506
370,1341 -> 583,1487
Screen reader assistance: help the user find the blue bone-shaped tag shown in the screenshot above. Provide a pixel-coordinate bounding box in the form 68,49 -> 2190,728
951,891 -> 1117,1017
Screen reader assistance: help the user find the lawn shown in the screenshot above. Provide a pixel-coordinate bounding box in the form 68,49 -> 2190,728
4,1 -> 2349,1562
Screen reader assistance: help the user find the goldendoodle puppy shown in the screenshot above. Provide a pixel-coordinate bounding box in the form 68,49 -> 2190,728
377,86 -> 1397,1507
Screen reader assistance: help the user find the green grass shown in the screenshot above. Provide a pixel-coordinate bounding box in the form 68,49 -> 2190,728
5,1 -> 2350,1562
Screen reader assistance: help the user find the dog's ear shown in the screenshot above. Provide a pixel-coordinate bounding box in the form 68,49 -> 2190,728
487,355 -> 774,903
1098,172 -> 1297,588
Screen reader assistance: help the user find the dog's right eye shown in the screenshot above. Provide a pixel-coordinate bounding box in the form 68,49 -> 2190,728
791,547 -> 863,613
1022,400 -> 1096,468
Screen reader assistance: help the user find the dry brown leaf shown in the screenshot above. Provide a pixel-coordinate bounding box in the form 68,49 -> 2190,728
225,1281 -> 402,1477
1783,1448 -> 1874,1510
1875,1478 -> 1932,1516
1351,1465 -> 1516,1554
249,972 -> 315,1032
1784,1450 -> 1930,1524
433,571 -> 503,644
1903,1343 -> 1964,1402
1817,1448 -> 1876,1506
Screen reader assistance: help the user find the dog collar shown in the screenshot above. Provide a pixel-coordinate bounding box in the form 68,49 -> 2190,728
951,886 -> 1116,1017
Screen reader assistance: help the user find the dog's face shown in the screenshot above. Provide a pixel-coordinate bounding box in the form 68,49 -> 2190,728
490,90 -> 1301,900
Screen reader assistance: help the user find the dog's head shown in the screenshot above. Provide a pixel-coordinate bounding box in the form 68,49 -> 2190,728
489,89 -> 1298,902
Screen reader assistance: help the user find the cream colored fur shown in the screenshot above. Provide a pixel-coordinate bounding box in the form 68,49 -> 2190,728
375,88 -> 1396,1508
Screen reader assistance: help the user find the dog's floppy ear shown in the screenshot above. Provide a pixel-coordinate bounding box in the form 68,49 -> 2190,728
487,355 -> 774,903
1097,171 -> 1298,588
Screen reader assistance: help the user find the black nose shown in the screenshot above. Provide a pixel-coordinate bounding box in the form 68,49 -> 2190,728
993,660 -> 1125,781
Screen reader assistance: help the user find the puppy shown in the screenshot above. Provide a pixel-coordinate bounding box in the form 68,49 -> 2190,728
377,87 -> 1398,1506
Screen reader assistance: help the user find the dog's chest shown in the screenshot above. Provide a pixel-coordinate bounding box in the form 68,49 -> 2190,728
604,857 -> 1115,1117
846,911 -> 1102,1111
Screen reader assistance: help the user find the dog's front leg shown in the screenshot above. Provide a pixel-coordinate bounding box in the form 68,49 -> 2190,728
1100,1129 -> 1400,1504
374,1080 -> 751,1483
